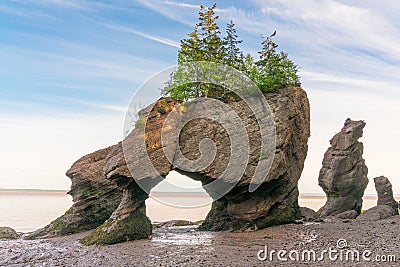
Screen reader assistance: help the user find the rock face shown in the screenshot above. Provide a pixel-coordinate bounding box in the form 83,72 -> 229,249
300,207 -> 319,222
374,176 -> 397,210
357,205 -> 396,221
318,119 -> 368,217
81,86 -> 310,245
0,227 -> 19,240
334,210 -> 358,219
357,176 -> 398,220
26,146 -> 123,239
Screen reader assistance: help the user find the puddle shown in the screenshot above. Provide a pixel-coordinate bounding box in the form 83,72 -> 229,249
151,226 -> 214,246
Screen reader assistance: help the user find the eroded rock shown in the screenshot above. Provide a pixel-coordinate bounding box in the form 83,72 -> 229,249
357,205 -> 396,221
357,176 -> 398,220
300,207 -> 319,222
318,119 -> 368,217
82,86 -> 310,244
26,146 -> 123,239
0,227 -> 19,240
374,176 -> 397,211
334,210 -> 358,219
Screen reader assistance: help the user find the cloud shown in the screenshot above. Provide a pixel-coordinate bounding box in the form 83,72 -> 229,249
137,0 -> 196,26
100,22 -> 180,48
0,2 -> 55,18
162,1 -> 199,9
10,0 -> 90,10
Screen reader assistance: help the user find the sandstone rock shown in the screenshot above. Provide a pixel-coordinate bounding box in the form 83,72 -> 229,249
334,210 -> 358,219
356,176 -> 398,221
80,87 -> 310,244
80,182 -> 151,245
357,205 -> 396,220
81,98 -> 180,245
300,207 -> 319,222
0,227 -> 19,239
318,119 -> 368,217
374,176 -> 398,212
26,146 -> 123,239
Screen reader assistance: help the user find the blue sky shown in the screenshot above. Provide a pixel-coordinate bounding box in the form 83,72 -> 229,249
1,0 -> 399,194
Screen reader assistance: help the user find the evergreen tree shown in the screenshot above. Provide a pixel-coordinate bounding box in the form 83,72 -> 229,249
223,20 -> 243,69
178,25 -> 202,64
163,4 -> 301,102
255,32 -> 300,92
197,3 -> 225,62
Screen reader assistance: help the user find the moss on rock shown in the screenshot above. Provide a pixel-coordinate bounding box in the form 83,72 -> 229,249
0,227 -> 19,240
80,209 -> 152,245
255,205 -> 300,229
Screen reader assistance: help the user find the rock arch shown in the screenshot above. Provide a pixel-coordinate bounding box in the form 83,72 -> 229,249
28,87 -> 310,245
80,86 -> 310,245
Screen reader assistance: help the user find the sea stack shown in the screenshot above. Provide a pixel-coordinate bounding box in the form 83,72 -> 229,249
81,86 -> 310,245
357,176 -> 398,220
318,119 -> 368,217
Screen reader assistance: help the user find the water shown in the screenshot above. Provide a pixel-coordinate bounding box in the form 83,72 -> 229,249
1,191 -> 399,233
0,191 -> 72,232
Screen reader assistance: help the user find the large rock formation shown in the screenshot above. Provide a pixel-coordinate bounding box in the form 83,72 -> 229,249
318,119 -> 368,217
81,86 -> 310,245
26,146 -> 123,239
357,176 -> 398,220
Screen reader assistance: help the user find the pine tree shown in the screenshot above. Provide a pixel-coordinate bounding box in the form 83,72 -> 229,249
255,32 -> 300,92
197,3 -> 225,62
223,20 -> 243,69
163,4 -> 301,101
178,25 -> 202,64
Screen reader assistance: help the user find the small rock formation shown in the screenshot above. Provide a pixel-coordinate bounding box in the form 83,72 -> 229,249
357,176 -> 398,220
318,119 -> 368,217
374,176 -> 398,210
334,210 -> 358,219
299,207 -> 319,222
81,86 -> 310,244
0,227 -> 19,240
26,146 -> 123,239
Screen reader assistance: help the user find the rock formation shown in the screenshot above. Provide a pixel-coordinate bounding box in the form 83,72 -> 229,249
357,176 -> 398,220
318,119 -> 368,217
0,227 -> 19,240
374,176 -> 398,210
80,86 -> 310,245
334,210 -> 358,219
26,146 -> 123,239
299,207 -> 319,222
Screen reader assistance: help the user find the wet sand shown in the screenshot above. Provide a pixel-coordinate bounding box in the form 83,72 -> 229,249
1,216 -> 400,266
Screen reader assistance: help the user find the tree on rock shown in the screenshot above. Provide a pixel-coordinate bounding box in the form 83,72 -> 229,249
255,33 -> 300,92
163,3 -> 301,102
223,20 -> 243,69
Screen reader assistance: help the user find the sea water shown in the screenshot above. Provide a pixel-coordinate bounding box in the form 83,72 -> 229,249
0,190 -> 398,233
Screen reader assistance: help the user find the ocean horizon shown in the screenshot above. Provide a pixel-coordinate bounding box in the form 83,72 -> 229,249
1,189 -> 397,233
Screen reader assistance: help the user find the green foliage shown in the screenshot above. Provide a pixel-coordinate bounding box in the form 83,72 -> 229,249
163,3 -> 301,102
224,20 -> 243,69
255,34 -> 300,92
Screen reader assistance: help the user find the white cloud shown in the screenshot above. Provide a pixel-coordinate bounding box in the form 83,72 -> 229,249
137,0 -> 196,26
99,22 -> 180,48
0,2 -> 55,18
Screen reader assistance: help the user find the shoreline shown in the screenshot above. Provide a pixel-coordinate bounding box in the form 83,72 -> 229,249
1,217 -> 399,266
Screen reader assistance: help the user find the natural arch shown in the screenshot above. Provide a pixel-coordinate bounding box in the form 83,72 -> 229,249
146,171 -> 212,223
77,86 -> 310,245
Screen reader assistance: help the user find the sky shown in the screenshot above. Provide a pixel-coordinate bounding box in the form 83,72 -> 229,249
0,0 -> 399,195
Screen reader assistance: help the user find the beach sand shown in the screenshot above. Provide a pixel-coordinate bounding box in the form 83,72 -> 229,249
1,216 -> 399,266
